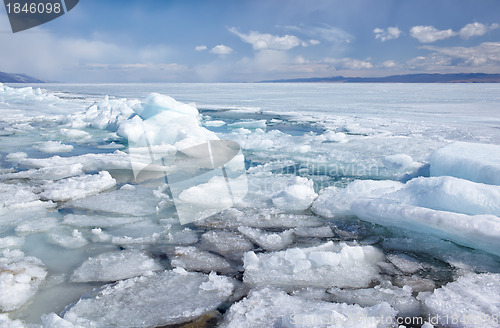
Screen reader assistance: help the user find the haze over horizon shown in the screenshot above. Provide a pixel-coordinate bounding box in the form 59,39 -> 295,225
1,0 -> 500,83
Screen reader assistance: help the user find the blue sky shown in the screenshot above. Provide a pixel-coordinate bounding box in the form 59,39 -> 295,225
1,0 -> 500,82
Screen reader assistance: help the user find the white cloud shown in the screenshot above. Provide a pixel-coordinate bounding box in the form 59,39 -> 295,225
229,27 -> 304,51
373,27 -> 401,42
410,25 -> 456,43
284,24 -> 353,44
309,39 -> 320,45
410,22 -> 499,43
458,22 -> 499,39
423,42 -> 500,66
407,42 -> 500,72
324,57 -> 373,70
381,60 -> 398,68
195,45 -> 207,51
209,44 -> 233,56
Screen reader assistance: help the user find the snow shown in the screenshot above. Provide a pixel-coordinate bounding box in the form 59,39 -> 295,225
243,241 -> 383,289
220,287 -> 397,328
0,250 -> 47,312
71,249 -> 163,282
271,176 -> 318,211
40,171 -> 116,202
170,246 -> 233,273
33,141 -> 73,154
63,269 -> 235,327
312,180 -> 404,218
429,141 -> 500,185
351,198 -> 500,257
419,273 -> 500,328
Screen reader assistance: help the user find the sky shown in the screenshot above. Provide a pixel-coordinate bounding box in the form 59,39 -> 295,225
1,0 -> 500,82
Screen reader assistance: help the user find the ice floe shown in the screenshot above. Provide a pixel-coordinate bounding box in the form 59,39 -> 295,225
244,241 -> 383,289
40,171 -> 116,202
429,141 -> 500,185
0,250 -> 47,312
71,249 -> 163,282
220,287 -> 397,328
170,246 -> 233,273
419,273 -> 500,328
311,180 -> 404,218
351,198 -> 500,257
238,226 -> 294,251
63,269 -> 235,327
33,141 -> 73,154
271,176 -> 318,211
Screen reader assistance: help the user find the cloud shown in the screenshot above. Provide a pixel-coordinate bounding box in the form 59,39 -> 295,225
209,44 -> 233,55
309,39 -> 320,45
407,42 -> 500,72
410,25 -> 455,43
410,22 -> 498,43
381,60 -> 398,68
229,27 -> 304,51
323,57 -> 373,70
195,45 -> 207,51
458,22 -> 499,39
373,27 -> 401,42
422,42 -> 500,66
283,24 -> 353,44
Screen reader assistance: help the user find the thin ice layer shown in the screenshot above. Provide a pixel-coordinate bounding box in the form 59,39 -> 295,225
429,141 -> 500,185
220,287 -> 397,328
63,269 -> 234,327
243,241 -> 383,289
419,273 -> 500,328
71,249 -> 163,282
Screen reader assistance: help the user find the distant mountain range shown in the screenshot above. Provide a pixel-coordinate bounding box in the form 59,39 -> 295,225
0,71 -> 44,83
261,73 -> 500,83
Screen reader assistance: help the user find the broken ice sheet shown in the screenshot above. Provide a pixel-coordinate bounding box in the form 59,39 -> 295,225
68,184 -> 165,216
63,269 -> 235,327
220,287 -> 397,328
170,246 -> 233,274
0,250 -> 47,312
244,241 -> 383,289
238,226 -> 294,251
419,272 -> 500,328
71,249 -> 163,282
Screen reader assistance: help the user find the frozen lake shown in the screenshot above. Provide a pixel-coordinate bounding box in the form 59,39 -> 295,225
1,82 -> 499,327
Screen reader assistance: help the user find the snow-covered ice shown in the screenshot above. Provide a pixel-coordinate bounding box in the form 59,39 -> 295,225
243,241 -> 384,289
63,269 -> 235,327
0,250 -> 47,312
419,273 -> 500,328
430,142 -> 500,185
71,249 -> 163,282
1,83 -> 500,327
220,287 -> 397,328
